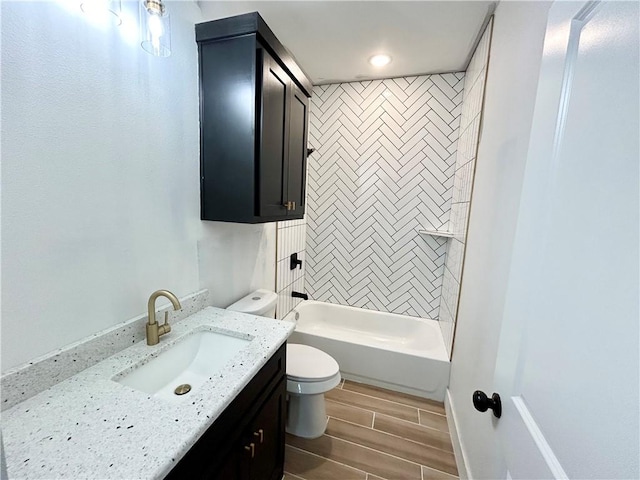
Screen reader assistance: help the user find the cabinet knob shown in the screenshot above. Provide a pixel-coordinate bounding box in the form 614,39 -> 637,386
244,442 -> 255,458
283,201 -> 292,210
253,429 -> 264,443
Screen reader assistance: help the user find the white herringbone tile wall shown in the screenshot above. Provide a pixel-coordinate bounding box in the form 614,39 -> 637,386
438,19 -> 493,356
306,74 -> 465,319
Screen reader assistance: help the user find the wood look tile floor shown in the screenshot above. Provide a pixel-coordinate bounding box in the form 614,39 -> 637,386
284,380 -> 458,480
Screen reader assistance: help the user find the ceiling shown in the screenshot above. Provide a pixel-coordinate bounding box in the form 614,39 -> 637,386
196,1 -> 496,85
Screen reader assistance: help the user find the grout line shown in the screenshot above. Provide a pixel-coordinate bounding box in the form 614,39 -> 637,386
418,410 -> 451,433
285,444 -> 369,477
326,398 -> 378,418
327,413 -> 376,431
288,426 -> 457,479
321,432 -> 425,470
337,388 -> 424,422
378,410 -> 453,437
294,381 -> 456,478
341,384 -> 446,417
421,464 -> 461,479
283,471 -> 306,480
331,415 -> 455,456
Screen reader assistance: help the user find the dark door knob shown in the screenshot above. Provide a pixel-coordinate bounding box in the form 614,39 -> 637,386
472,390 -> 502,418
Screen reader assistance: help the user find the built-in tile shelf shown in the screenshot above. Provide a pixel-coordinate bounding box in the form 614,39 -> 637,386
418,229 -> 455,239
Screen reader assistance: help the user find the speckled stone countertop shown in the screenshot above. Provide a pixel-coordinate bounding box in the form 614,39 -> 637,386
2,307 -> 294,480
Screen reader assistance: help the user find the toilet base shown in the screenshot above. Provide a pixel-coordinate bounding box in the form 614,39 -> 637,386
286,392 -> 328,439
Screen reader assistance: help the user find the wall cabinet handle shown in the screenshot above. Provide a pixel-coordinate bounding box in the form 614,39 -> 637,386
244,442 -> 255,458
253,429 -> 264,443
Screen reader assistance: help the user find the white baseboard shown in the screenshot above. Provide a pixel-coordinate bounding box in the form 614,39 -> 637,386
445,388 -> 471,480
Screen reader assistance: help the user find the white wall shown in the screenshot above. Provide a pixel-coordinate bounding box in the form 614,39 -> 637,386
198,222 -> 275,309
447,2 -> 551,478
1,1 -> 275,372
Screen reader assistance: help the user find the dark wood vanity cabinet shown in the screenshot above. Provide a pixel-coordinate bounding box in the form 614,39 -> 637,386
196,13 -> 312,223
165,343 -> 287,480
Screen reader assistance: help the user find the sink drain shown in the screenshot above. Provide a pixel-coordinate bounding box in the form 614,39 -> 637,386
174,384 -> 192,395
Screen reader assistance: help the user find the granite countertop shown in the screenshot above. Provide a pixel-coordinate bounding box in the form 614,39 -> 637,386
2,307 -> 295,480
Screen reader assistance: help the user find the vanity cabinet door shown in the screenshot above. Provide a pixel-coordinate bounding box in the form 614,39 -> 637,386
214,379 -> 286,480
244,378 -> 286,480
216,446 -> 241,479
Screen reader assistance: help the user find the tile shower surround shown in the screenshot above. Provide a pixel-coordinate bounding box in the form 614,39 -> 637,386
305,74 -> 465,319
438,20 -> 493,356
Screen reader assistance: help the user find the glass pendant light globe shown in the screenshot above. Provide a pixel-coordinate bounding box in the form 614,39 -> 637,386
80,0 -> 122,26
148,14 -> 164,37
140,0 -> 171,57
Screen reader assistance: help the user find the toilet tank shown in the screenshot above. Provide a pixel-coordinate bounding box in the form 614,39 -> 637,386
227,289 -> 278,318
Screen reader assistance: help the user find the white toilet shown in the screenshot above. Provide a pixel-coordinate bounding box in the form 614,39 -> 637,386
227,290 -> 341,439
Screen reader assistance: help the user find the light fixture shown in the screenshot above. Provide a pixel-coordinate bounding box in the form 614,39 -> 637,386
140,0 -> 171,57
80,0 -> 122,26
369,54 -> 392,67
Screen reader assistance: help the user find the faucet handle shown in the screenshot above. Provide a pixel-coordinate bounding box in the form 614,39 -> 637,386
158,311 -> 172,336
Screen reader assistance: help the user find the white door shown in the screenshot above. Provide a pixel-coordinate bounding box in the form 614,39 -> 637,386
489,1 -> 639,478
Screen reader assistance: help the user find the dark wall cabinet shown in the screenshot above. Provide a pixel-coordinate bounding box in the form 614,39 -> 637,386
196,13 -> 312,223
166,343 -> 286,480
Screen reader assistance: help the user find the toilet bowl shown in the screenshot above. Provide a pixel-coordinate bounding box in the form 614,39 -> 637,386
286,343 -> 340,438
227,290 -> 341,439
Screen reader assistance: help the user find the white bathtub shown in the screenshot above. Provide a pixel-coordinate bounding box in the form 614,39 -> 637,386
284,301 -> 450,401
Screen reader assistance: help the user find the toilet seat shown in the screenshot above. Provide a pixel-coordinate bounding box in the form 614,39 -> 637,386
286,344 -> 341,395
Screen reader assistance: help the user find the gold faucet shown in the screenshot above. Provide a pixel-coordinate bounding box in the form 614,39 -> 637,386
146,290 -> 182,346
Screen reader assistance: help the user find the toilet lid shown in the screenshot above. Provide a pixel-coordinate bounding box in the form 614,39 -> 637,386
287,344 -> 339,382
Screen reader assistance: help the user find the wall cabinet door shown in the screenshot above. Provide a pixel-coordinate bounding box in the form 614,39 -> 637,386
285,83 -> 309,216
258,49 -> 309,220
258,50 -> 290,218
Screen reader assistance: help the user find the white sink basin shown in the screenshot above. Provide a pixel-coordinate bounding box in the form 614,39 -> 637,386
115,330 -> 251,401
